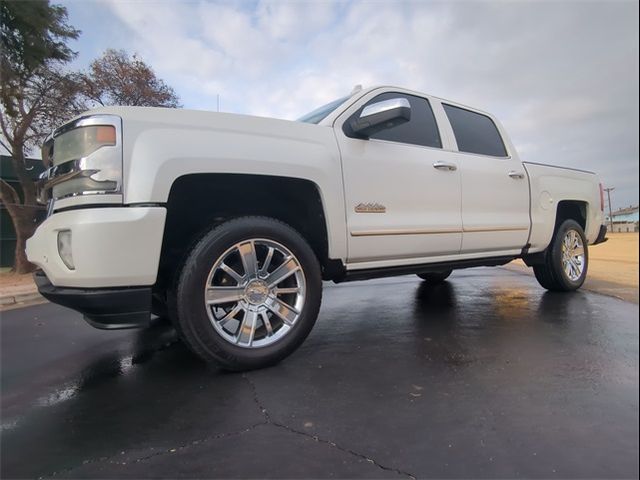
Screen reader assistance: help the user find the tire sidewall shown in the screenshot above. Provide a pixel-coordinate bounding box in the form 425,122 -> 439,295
550,219 -> 589,290
176,217 -> 322,369
417,270 -> 452,282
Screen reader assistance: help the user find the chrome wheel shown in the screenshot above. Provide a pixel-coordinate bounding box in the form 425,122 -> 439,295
204,239 -> 306,348
561,229 -> 585,281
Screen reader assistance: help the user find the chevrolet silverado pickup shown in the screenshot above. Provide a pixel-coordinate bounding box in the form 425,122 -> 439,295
27,86 -> 608,370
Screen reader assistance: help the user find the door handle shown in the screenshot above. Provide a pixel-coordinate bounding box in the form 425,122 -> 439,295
508,171 -> 525,179
433,161 -> 457,171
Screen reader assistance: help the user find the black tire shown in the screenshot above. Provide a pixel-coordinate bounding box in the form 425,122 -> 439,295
417,270 -> 452,283
166,285 -> 185,339
175,216 -> 322,370
533,219 -> 588,292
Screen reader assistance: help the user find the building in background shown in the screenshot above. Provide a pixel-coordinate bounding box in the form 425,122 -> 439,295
606,205 -> 639,233
0,155 -> 46,268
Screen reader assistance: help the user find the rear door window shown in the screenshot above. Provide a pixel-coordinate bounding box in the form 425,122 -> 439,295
443,104 -> 508,157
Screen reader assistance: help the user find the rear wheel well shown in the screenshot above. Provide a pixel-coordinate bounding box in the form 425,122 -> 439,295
523,200 -> 588,267
555,200 -> 587,231
157,174 -> 335,290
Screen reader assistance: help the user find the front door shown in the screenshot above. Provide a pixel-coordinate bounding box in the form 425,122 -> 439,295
336,92 -> 463,265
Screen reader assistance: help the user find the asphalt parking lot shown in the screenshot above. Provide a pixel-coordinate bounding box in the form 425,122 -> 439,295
1,267 -> 638,479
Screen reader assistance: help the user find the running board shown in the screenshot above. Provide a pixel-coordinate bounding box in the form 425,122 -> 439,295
334,256 -> 516,283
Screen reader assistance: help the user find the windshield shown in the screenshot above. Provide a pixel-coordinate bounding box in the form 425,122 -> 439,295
297,96 -> 351,124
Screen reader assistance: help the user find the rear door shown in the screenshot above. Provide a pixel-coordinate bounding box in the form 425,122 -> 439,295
441,104 -> 530,253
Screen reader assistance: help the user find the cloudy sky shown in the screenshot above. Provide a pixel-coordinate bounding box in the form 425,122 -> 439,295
61,0 -> 638,208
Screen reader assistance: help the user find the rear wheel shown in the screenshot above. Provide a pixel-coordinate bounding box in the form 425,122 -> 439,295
417,270 -> 452,283
175,216 -> 322,370
533,219 -> 588,291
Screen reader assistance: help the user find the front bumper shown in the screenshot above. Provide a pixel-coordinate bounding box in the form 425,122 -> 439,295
26,206 -> 166,288
34,271 -> 151,329
593,224 -> 608,245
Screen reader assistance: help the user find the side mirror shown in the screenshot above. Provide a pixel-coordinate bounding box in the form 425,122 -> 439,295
349,97 -> 411,138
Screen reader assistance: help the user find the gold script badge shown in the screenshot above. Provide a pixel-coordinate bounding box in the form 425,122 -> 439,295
354,202 -> 386,213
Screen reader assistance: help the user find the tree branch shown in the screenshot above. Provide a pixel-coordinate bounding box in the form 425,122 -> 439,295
0,137 -> 11,153
0,110 -> 13,144
0,178 -> 21,208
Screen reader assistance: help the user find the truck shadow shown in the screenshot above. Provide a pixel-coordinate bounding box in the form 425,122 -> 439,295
413,281 -> 457,313
411,281 -> 462,336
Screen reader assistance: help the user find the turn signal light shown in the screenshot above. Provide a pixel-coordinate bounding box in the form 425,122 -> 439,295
95,125 -> 116,144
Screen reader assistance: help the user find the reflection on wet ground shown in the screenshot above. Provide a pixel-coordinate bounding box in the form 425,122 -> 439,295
1,268 -> 638,478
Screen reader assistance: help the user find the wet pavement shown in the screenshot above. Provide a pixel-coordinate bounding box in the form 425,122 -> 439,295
1,267 -> 638,479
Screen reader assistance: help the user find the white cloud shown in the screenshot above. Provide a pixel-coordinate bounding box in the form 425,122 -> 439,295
255,0 -> 335,41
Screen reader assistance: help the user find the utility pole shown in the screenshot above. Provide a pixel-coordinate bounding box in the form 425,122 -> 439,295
604,187 -> 615,231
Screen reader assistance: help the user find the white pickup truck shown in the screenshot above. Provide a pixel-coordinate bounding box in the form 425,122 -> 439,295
27,85 -> 607,369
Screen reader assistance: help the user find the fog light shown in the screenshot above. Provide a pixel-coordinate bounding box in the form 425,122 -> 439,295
57,230 -> 75,270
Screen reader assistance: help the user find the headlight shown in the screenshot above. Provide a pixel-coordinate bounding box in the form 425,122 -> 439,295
38,115 -> 122,204
53,125 -> 116,165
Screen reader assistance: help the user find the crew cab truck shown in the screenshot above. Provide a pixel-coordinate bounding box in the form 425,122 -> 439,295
27,86 -> 608,370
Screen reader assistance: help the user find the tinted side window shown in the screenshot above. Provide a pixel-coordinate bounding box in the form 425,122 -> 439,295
348,93 -> 442,148
443,104 -> 507,157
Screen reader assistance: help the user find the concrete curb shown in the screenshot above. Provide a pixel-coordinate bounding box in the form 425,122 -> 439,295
0,291 -> 44,309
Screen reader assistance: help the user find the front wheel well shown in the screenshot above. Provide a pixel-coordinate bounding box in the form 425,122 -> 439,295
157,173 -> 335,289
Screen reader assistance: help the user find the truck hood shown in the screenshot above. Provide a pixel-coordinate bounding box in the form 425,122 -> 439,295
76,106 -> 331,144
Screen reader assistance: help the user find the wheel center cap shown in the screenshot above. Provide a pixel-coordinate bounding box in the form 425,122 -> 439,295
245,279 -> 269,305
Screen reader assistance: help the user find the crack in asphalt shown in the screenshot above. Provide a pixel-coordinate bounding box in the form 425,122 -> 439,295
242,372 -> 273,422
130,421 -> 268,464
270,421 -> 417,479
44,369 -> 415,479
45,422 -> 269,478
242,373 -> 417,480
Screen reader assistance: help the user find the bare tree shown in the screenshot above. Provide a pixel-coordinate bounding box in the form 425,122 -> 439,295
82,49 -> 181,108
